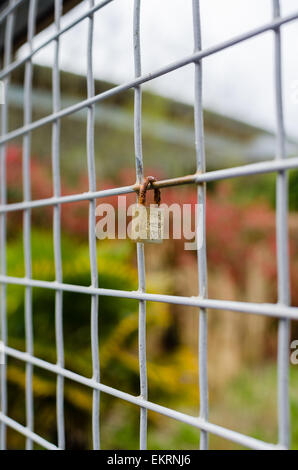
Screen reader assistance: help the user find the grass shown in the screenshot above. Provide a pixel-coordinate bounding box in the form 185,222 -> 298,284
101,363 -> 298,450
209,363 -> 298,450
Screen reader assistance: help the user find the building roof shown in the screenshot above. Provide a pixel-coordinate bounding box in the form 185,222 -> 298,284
0,0 -> 80,54
8,64 -> 298,178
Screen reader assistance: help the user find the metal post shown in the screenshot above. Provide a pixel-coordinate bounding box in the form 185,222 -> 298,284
133,0 -> 148,450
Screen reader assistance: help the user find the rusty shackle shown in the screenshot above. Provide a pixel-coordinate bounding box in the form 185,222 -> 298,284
139,176 -> 161,207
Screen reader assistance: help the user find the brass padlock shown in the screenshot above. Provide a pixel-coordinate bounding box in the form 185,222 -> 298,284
131,176 -> 164,244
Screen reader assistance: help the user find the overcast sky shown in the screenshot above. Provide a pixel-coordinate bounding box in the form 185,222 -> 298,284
21,0 -> 298,139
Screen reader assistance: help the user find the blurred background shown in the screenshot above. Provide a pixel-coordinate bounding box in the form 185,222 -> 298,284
1,0 -> 298,449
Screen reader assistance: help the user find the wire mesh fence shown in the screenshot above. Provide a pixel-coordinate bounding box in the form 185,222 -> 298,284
0,0 -> 297,450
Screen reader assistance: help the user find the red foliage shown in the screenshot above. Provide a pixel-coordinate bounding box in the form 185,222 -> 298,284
4,146 -> 298,305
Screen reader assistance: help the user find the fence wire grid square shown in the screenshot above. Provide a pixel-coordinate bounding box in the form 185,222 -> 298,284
0,0 -> 298,451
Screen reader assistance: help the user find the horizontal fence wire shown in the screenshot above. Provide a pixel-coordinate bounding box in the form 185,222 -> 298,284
1,157 -> 298,213
0,0 -> 297,450
1,8 -> 298,146
0,274 -> 298,320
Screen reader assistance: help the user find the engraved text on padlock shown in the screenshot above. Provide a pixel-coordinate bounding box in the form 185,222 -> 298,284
131,204 -> 164,243
131,176 -> 164,244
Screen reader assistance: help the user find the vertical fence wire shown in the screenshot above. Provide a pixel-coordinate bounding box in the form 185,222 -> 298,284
272,0 -> 291,449
87,0 -> 100,451
133,0 -> 148,450
0,0 -> 15,451
23,0 -> 37,450
52,0 -> 65,450
192,0 -> 209,450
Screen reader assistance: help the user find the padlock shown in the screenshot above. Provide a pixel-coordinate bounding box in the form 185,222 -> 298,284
131,176 -> 164,244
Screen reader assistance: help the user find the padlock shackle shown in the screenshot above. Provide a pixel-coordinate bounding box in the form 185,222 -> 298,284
139,176 -> 161,206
